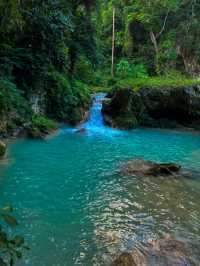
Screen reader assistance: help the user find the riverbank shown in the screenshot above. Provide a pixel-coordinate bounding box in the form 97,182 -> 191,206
102,82 -> 200,131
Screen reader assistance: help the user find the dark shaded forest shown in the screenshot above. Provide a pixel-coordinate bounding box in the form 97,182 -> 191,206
1,0 -> 200,137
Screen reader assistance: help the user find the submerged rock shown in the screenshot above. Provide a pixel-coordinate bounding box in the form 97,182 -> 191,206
119,159 -> 181,178
111,236 -> 192,266
75,128 -> 87,134
103,85 -> 200,130
0,140 -> 6,158
110,252 -> 136,266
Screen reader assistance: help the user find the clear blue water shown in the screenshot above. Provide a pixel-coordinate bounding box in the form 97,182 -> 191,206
0,94 -> 200,265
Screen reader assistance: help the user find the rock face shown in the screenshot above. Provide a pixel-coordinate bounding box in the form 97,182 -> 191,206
111,236 -> 192,266
102,88 -> 145,129
102,85 -> 200,129
119,159 -> 181,178
0,140 -> 6,157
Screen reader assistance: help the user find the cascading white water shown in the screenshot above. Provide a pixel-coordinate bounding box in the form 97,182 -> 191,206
81,93 -> 121,136
83,93 -> 106,130
63,93 -> 121,136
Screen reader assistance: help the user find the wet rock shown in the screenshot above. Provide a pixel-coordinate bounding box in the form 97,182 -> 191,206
119,159 -> 181,178
0,140 -> 6,157
140,85 -> 200,122
111,236 -> 192,266
75,128 -> 86,134
102,88 -> 145,129
103,85 -> 200,130
27,127 -> 46,139
110,252 -> 136,266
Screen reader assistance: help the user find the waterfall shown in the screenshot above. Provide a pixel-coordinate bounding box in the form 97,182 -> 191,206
63,93 -> 121,136
83,93 -> 106,130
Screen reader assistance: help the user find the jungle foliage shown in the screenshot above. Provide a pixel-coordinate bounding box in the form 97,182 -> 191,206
97,0 -> 200,77
1,0 -> 200,125
0,0 -> 96,131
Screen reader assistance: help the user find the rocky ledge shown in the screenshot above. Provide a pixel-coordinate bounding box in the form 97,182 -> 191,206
102,85 -> 200,129
111,235 -> 193,266
119,159 -> 181,178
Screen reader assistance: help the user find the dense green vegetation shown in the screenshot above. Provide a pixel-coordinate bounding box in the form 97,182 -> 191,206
1,1 -> 200,264
0,0 -> 200,135
0,0 -> 96,135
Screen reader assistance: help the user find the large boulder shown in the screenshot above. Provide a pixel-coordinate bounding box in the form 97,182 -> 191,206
102,88 -> 145,129
140,85 -> 200,122
111,235 -> 192,266
102,85 -> 200,129
0,140 -> 6,158
119,159 -> 181,178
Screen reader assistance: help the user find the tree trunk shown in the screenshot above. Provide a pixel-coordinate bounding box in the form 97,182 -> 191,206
111,7 -> 115,78
176,45 -> 200,77
150,31 -> 160,74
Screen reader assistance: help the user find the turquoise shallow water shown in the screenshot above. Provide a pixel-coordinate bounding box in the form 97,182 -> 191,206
0,94 -> 200,265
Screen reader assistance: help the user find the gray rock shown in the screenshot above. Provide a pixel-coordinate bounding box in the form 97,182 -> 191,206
111,236 -> 192,266
119,159 -> 181,178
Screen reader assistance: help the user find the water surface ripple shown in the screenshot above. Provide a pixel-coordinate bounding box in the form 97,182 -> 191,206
0,94 -> 200,265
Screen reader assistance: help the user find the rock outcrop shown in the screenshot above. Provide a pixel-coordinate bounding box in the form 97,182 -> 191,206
119,159 -> 181,178
102,88 -> 145,129
111,235 -> 192,266
102,85 -> 200,129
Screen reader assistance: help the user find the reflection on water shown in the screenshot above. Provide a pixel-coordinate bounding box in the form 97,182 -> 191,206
0,94 -> 199,265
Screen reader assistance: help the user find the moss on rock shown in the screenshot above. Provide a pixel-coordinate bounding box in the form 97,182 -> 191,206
102,88 -> 145,129
28,116 -> 58,139
102,85 -> 200,130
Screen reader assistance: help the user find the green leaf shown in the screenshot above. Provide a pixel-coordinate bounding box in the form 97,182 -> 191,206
2,214 -> 18,227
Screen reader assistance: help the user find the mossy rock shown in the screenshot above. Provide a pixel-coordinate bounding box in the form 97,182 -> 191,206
28,115 -> 57,139
102,87 -> 144,129
0,140 -> 6,157
113,115 -> 138,129
28,127 -> 45,139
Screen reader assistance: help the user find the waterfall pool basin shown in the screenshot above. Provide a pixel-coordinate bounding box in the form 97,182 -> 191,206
0,94 -> 200,265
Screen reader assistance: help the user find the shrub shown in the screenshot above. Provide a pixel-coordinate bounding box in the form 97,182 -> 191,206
116,59 -> 132,78
131,64 -> 148,79
31,115 -> 57,131
28,115 -> 57,139
74,56 -> 94,84
46,70 -> 91,124
116,59 -> 148,79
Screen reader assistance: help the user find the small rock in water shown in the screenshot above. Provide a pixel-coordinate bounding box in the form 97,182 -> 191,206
0,140 -> 6,158
111,235 -> 192,266
75,128 -> 86,134
119,159 -> 181,178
